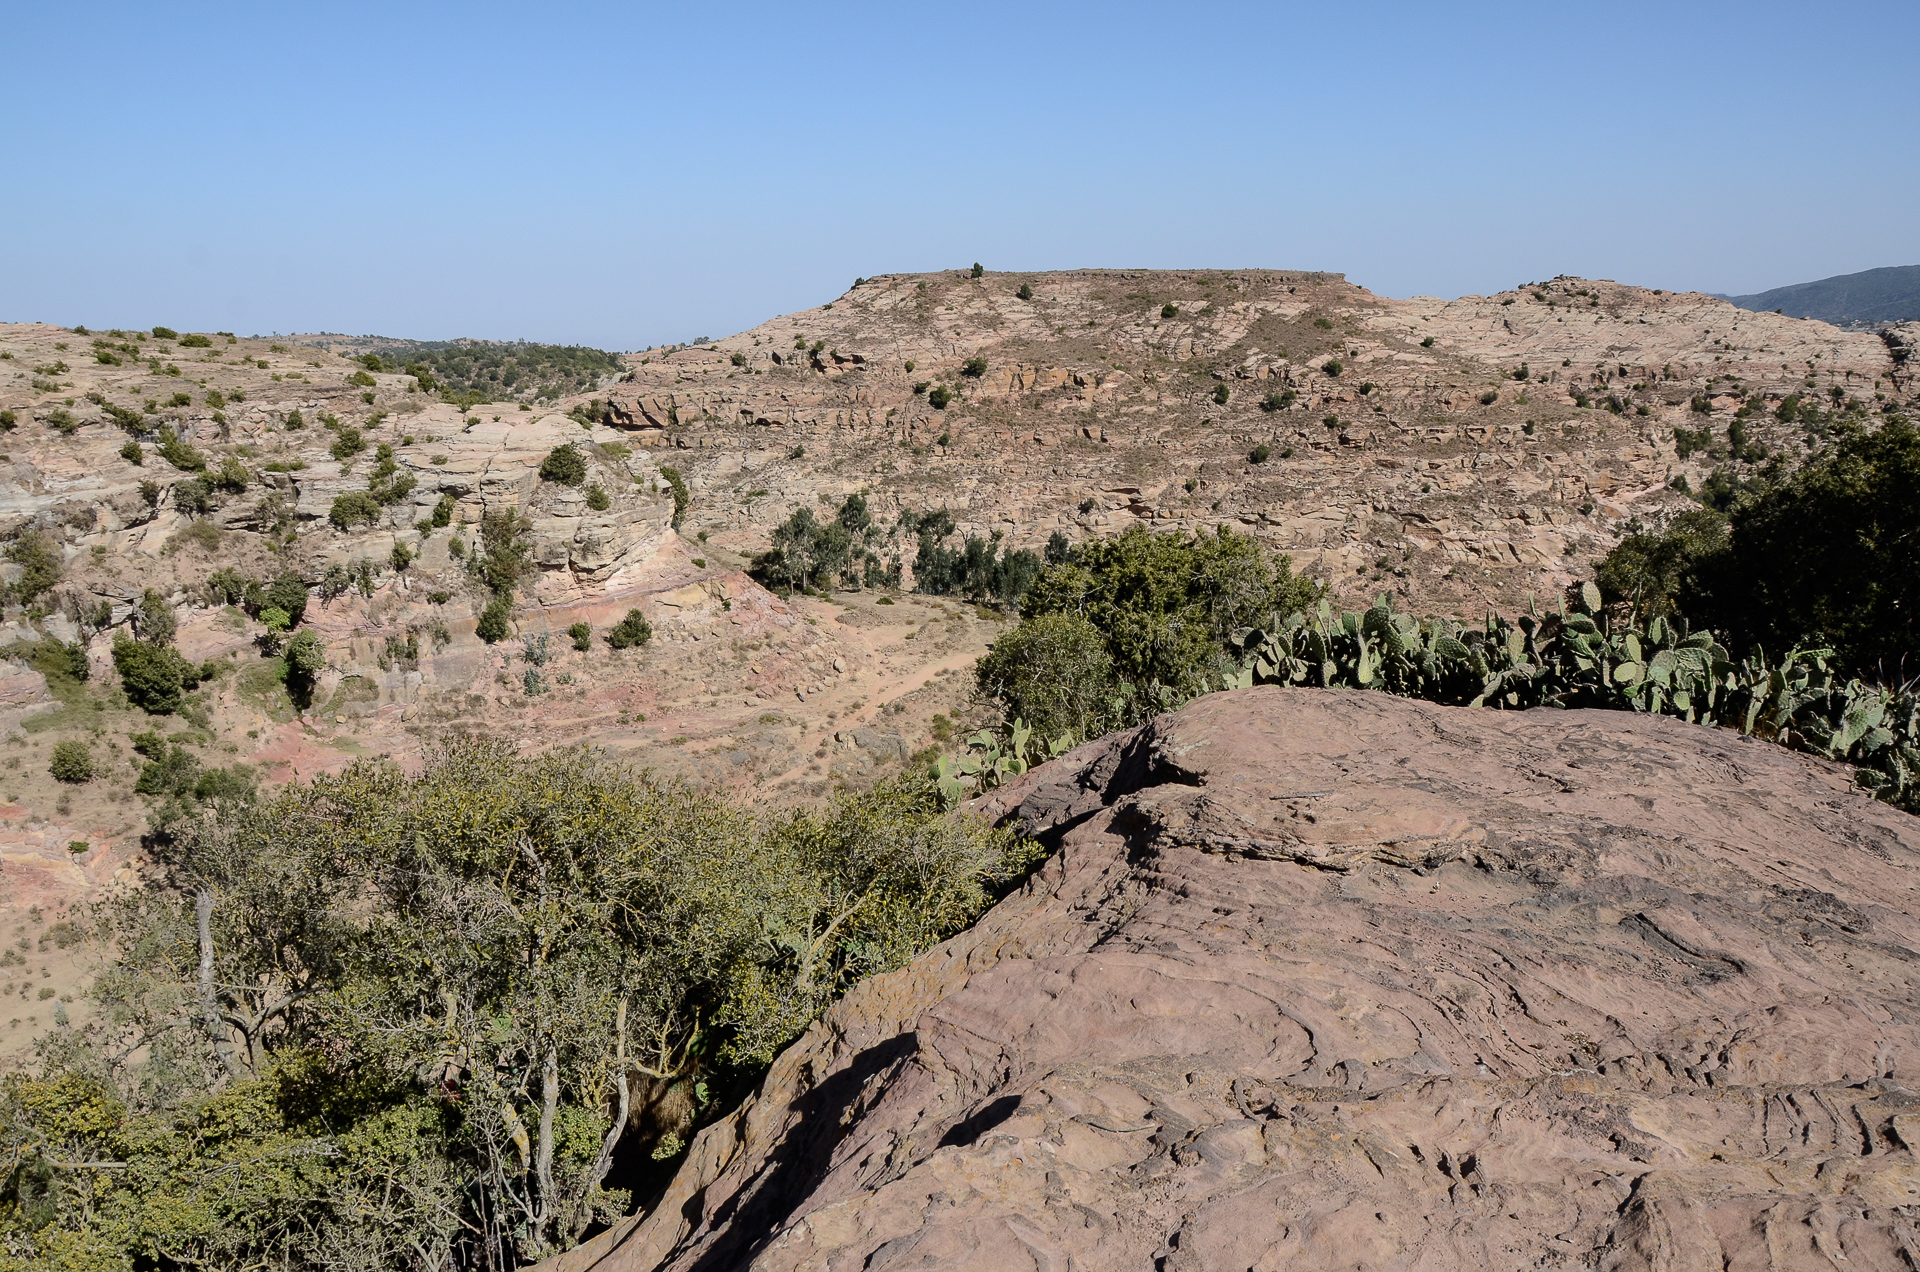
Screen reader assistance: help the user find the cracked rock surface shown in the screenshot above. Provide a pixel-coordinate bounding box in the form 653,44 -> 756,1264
552,686 -> 1920,1272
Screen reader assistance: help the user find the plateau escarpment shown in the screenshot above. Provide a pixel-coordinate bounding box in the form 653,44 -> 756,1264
554,687 -> 1920,1272
608,270 -> 1913,615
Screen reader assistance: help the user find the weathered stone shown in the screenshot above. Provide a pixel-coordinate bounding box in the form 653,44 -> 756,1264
551,688 -> 1920,1272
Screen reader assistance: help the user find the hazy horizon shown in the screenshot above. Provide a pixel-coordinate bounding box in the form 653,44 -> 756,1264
5,0 -> 1915,349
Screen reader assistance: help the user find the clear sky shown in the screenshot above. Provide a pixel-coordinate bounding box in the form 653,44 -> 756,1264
3,1 -> 1914,350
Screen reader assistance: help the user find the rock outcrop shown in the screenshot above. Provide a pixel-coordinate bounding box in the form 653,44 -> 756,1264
555,687 -> 1920,1271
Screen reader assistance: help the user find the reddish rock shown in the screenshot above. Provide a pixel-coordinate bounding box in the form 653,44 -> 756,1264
552,687 -> 1920,1272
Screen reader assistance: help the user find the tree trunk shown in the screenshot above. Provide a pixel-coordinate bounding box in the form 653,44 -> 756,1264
586,997 -> 630,1198
195,888 -> 239,1079
534,1040 -> 558,1244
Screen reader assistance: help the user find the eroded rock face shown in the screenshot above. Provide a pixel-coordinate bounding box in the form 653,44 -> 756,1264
556,687 -> 1920,1272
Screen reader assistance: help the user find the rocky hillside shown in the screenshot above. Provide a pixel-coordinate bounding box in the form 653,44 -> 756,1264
613,269 -> 1914,616
0,323 -> 990,1063
0,275 -> 1914,1067
552,687 -> 1920,1272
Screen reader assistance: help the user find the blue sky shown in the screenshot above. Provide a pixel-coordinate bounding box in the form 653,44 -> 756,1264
3,1 -> 1913,349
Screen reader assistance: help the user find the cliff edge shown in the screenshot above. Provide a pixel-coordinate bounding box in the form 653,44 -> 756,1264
550,687 -> 1920,1271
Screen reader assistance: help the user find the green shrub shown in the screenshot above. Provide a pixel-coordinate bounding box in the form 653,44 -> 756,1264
430,493 -> 455,527
1008,524 -> 1318,731
1212,383 -> 1230,406
120,440 -> 143,465
178,333 -> 211,348
156,428 -> 206,471
1313,317 -> 1334,330
568,621 -> 592,651
0,410 -> 14,430
1420,336 -> 1435,348
1249,443 -> 1271,463
283,629 -> 324,708
961,357 -> 988,378
330,426 -> 366,460
150,325 -> 177,339
47,408 -> 79,435
974,612 -> 1115,741
586,483 -> 611,511
475,596 -> 512,644
1016,283 -> 1033,300
6,739 -> 1035,1270
328,491 -> 382,530
1260,388 -> 1295,413
927,385 -> 952,409
1161,303 -> 1179,318
49,739 -> 94,783
539,443 -> 588,486
1480,389 -> 1498,405
113,636 -> 199,714
1607,418 -> 1920,676
657,466 -> 689,527
971,262 -> 984,277
1322,358 -> 1343,377
6,531 -> 63,606
349,369 -> 377,388
607,609 -> 652,649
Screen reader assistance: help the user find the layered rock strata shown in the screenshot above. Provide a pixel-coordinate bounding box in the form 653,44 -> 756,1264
557,687 -> 1920,1272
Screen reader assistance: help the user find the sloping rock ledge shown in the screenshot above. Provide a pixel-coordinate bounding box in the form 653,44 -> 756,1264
553,687 -> 1920,1272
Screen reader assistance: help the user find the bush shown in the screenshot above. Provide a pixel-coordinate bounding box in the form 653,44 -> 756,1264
6,531 -> 63,606
113,636 -> 199,714
1480,389 -> 1499,405
6,740 -> 1035,1271
568,621 -> 592,651
657,466 -> 689,527
0,410 -> 14,430
1011,524 -> 1318,731
329,426 -> 366,460
349,369 -> 376,388
47,408 -> 79,435
49,739 -> 94,783
1161,303 -> 1179,319
607,609 -> 652,649
328,491 -> 382,530
538,443 -> 587,485
475,596 -> 512,644
1249,443 -> 1271,463
156,428 -> 206,471
586,482 -> 611,511
961,357 -> 988,378
971,262 -> 984,277
1212,382 -> 1231,405
1322,358 -> 1343,376
283,629 -> 324,708
430,493 -> 455,527
120,440 -> 143,465
1016,283 -> 1033,300
1420,335 -> 1435,348
975,612 -> 1116,741
1260,388 -> 1295,413
178,333 -> 211,348
927,385 -> 952,409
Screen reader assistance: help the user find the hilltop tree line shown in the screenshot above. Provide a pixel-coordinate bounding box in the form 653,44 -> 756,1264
355,340 -> 625,406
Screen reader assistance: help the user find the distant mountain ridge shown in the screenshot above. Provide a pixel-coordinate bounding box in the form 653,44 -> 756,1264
1718,264 -> 1920,325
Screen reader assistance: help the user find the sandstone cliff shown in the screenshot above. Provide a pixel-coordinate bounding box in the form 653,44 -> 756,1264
553,688 -> 1920,1271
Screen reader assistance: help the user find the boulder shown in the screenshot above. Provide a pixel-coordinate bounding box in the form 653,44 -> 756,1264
554,687 -> 1920,1272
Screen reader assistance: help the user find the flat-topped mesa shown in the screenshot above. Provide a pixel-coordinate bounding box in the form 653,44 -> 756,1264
603,269 -> 1904,618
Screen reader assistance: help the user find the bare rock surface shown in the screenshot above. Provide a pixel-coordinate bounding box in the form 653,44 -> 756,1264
555,687 -> 1920,1272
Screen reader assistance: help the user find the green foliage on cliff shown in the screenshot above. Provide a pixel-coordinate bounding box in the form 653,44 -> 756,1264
2,742 -> 1035,1270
